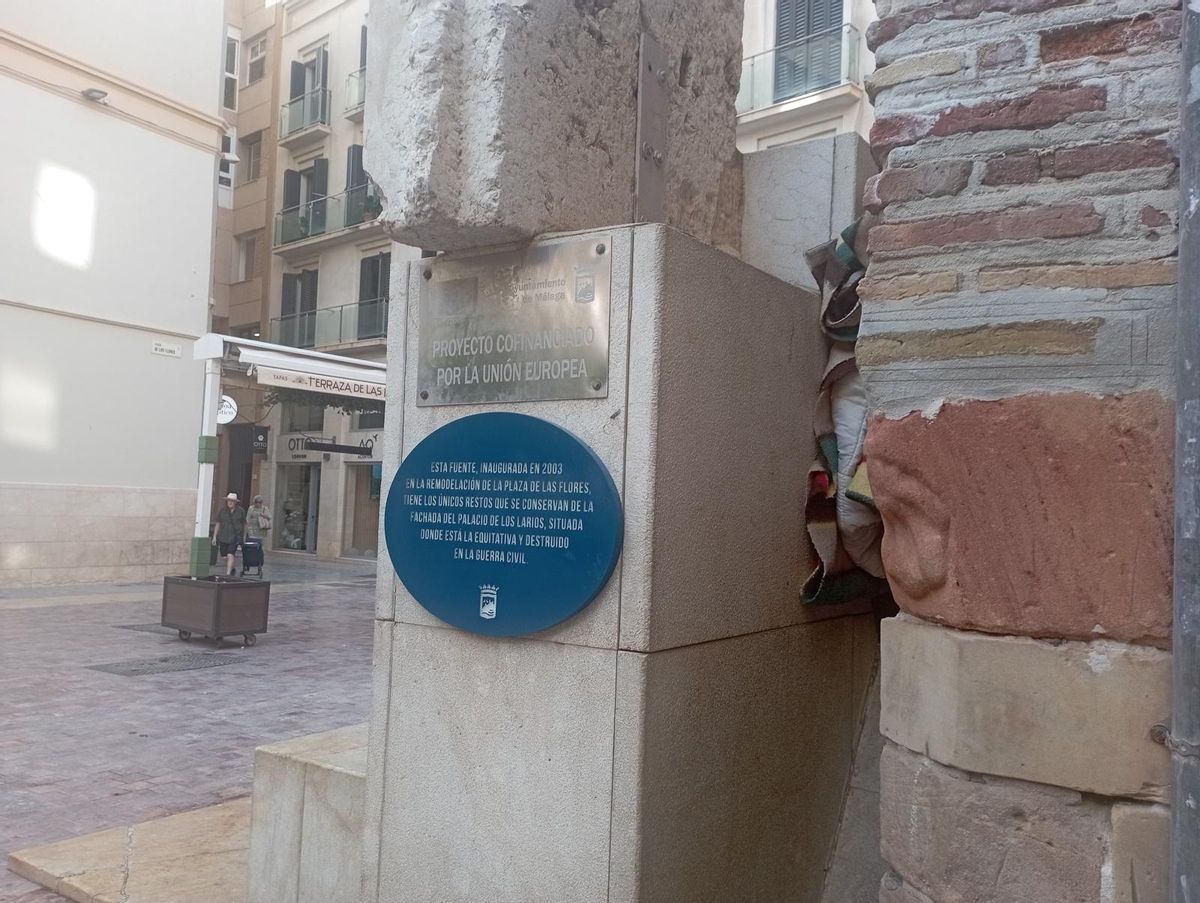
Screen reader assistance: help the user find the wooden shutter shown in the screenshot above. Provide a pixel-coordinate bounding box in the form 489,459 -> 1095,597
346,145 -> 366,189
360,25 -> 368,68
774,0 -> 843,101
301,269 -> 318,312
289,61 -> 306,100
281,273 -> 299,316
359,255 -> 376,302
282,169 -> 301,209
311,159 -> 328,199
318,47 -> 329,89
379,253 -> 391,298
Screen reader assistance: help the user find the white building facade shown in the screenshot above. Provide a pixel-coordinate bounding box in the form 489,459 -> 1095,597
738,0 -> 876,152
258,0 -> 419,562
0,5 -> 226,586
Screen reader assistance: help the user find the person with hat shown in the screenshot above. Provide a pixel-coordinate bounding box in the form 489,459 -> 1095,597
211,492 -> 246,576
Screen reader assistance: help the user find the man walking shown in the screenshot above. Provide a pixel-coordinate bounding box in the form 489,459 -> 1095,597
211,492 -> 246,577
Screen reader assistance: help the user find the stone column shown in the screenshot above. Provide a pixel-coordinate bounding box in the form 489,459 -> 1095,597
359,3 -> 882,898
363,0 -> 744,252
860,1 -> 1177,900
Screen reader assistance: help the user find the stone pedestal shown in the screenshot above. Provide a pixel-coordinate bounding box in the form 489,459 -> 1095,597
364,224 -> 874,902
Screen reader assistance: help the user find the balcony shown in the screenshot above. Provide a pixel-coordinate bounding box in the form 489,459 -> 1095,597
736,25 -> 861,116
346,68 -> 365,121
270,298 -> 389,350
279,88 -> 331,150
273,184 -> 384,250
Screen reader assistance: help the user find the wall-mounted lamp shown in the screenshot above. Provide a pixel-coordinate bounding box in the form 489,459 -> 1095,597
81,88 -> 108,102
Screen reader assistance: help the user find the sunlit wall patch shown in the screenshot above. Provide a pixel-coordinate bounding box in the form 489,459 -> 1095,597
32,163 -> 96,270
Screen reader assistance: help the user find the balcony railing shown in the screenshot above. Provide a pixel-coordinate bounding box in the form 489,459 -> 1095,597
736,25 -> 861,116
271,298 -> 389,349
346,67 -> 366,113
274,183 -> 383,246
280,88 -> 331,138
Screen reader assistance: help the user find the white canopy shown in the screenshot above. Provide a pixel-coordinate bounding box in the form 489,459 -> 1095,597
194,334 -> 386,401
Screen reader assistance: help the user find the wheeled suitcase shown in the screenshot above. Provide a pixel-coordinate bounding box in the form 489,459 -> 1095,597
241,537 -> 264,577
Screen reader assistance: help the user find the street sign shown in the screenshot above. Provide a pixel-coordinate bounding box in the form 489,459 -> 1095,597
216,395 -> 238,424
384,412 -> 623,636
302,438 -> 373,457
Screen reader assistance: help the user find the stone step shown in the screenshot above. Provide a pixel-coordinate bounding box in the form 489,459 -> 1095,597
7,724 -> 369,903
8,798 -> 251,903
247,724 -> 367,903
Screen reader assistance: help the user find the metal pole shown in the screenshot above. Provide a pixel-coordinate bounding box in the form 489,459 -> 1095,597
190,357 -> 221,577
1173,6 -> 1200,898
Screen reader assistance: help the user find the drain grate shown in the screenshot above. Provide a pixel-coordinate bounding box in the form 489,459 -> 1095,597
114,623 -> 176,636
87,653 -> 242,677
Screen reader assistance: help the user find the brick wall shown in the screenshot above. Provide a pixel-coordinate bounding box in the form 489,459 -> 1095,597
861,0 -> 1178,899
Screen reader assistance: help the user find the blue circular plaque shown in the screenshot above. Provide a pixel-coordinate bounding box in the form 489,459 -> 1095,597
384,413 -> 623,636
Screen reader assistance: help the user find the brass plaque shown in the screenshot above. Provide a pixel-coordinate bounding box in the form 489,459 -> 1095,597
417,237 -> 612,406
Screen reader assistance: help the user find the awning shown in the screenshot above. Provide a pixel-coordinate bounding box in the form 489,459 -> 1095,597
238,348 -> 386,401
193,334 -> 386,401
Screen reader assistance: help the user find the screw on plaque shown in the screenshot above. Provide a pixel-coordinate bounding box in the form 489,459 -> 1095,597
592,380 -> 603,391
595,243 -> 606,255
419,390 -> 429,400
423,270 -> 432,280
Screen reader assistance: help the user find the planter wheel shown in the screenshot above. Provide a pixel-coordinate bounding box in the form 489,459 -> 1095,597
244,634 -> 257,647
178,630 -> 191,641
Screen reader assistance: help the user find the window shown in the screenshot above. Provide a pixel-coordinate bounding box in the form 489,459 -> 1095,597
358,251 -> 390,301
223,31 -> 240,110
218,130 -> 236,206
773,0 -> 843,102
241,133 -> 262,183
280,268 -> 318,347
246,36 -> 267,84
236,233 -> 258,282
283,402 -> 325,433
354,407 -> 385,431
357,251 -> 390,340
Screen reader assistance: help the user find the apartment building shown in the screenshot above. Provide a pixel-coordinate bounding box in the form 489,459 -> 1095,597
0,4 -> 225,586
255,0 -> 419,562
738,0 -> 876,152
209,0 -> 284,514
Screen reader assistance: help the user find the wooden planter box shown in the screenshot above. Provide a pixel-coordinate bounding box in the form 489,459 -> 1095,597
162,576 -> 270,646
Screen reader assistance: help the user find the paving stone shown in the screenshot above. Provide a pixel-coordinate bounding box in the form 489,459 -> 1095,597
9,799 -> 250,903
0,555 -> 373,900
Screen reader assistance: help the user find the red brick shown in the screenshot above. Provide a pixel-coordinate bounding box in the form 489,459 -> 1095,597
977,36 -> 1026,70
982,153 -> 1042,185
869,0 -> 1084,51
863,160 -> 973,213
1041,12 -> 1181,63
868,202 -> 1103,253
872,86 -> 1106,160
866,392 -> 1173,647
1052,138 -> 1176,178
931,85 -> 1107,139
870,113 -> 938,162
1141,206 -> 1171,227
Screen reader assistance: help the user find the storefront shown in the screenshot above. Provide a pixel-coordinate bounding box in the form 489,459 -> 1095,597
192,334 -> 386,570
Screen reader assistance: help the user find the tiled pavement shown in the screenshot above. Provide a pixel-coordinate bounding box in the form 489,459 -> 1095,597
0,554 -> 377,901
